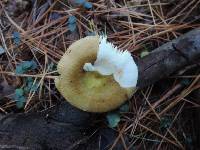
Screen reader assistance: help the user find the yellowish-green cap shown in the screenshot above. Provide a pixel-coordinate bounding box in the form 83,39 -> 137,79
55,36 -> 136,112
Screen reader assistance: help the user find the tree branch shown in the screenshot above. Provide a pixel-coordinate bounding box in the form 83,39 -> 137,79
137,28 -> 200,88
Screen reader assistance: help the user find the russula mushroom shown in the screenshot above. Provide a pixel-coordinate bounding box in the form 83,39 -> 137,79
55,35 -> 138,112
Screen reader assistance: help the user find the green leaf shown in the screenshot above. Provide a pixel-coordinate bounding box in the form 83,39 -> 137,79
48,62 -> 57,71
30,60 -> 38,69
0,46 -> 5,55
106,112 -> 121,128
15,65 -> 24,74
181,79 -> 191,86
160,117 -> 171,130
25,77 -> 34,83
75,0 -> 85,5
24,77 -> 39,93
15,60 -> 37,74
15,88 -> 24,98
28,82 -> 39,92
21,61 -> 32,69
14,88 -> 26,109
24,86 -> 30,94
16,101 -> 25,109
18,96 -> 26,102
67,16 -> 77,32
119,103 -> 129,112
140,50 -> 149,58
68,16 -> 77,24
83,2 -> 93,9
30,84 -> 39,92
68,23 -> 77,32
21,60 -> 37,70
13,31 -> 21,45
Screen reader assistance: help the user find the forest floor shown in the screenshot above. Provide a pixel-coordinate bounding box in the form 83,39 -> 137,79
0,0 -> 200,149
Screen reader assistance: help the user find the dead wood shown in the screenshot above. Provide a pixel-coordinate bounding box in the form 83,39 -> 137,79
137,28 -> 200,88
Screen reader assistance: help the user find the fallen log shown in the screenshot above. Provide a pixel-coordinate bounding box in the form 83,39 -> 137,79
0,29 -> 200,149
137,28 -> 200,88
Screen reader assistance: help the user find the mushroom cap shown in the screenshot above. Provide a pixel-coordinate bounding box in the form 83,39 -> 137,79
55,36 -> 136,112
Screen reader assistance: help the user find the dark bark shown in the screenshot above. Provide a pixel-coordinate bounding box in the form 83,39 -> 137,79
193,89 -> 200,148
137,28 -> 200,88
0,29 -> 200,150
0,102 -> 92,150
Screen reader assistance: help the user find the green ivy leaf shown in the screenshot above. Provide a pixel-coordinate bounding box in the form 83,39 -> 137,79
15,88 -> 24,98
48,62 -> 57,71
22,60 -> 37,70
67,16 -> 77,32
16,101 -> 25,109
15,65 -> 24,74
68,23 -> 77,32
75,0 -> 85,5
0,46 -> 5,55
83,2 -> 93,9
25,77 -> 34,83
181,79 -> 191,86
74,0 -> 93,9
24,77 -> 39,93
15,60 -> 37,74
119,103 -> 129,112
160,117 -> 171,130
106,112 -> 121,128
14,88 -> 26,109
68,16 -> 77,24
13,32 -> 21,45
18,96 -> 26,103
31,84 -> 39,92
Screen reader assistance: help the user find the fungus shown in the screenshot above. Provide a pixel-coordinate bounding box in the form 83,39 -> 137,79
55,36 -> 138,112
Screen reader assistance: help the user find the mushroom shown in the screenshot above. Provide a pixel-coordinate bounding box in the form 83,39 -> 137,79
55,35 -> 138,112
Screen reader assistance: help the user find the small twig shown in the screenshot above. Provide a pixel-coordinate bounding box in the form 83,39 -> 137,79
0,145 -> 29,150
0,71 -> 57,79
